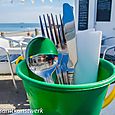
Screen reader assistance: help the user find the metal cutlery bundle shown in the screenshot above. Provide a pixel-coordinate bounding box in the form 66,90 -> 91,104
25,35 -> 74,85
36,13 -> 74,84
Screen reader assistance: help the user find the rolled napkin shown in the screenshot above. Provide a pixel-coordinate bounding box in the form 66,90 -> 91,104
73,30 -> 102,84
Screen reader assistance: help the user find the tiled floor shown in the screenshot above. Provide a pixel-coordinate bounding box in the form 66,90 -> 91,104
0,75 -> 29,110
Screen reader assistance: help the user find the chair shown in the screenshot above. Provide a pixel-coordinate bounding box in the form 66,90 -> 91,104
101,37 -> 115,64
0,47 -> 18,89
0,36 -> 28,89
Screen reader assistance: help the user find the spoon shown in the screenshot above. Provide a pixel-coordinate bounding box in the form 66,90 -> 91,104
27,54 -> 58,83
25,37 -> 58,83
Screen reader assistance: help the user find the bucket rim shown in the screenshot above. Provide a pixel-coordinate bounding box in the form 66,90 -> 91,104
16,58 -> 115,91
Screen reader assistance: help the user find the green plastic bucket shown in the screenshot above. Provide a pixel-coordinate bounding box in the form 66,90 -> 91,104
16,59 -> 115,115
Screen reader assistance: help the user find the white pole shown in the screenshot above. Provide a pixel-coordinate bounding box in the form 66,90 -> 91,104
74,0 -> 79,32
88,0 -> 97,29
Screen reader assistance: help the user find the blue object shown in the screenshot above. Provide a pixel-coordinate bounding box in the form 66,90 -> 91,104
63,3 -> 74,25
61,53 -> 74,73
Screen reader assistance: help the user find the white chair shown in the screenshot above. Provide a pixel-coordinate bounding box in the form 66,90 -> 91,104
0,46 -> 18,89
0,36 -> 29,89
101,37 -> 115,64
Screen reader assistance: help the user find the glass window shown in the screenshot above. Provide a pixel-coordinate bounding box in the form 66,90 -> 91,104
96,0 -> 112,21
78,0 -> 89,30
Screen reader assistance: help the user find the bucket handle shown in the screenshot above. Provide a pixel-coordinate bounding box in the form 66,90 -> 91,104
102,86 -> 115,108
16,56 -> 24,65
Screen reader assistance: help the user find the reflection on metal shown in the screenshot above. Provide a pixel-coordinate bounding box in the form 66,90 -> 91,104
27,54 -> 58,83
29,54 -> 58,72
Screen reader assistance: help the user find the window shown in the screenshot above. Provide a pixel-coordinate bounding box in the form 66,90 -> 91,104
96,0 -> 112,21
78,0 -> 89,30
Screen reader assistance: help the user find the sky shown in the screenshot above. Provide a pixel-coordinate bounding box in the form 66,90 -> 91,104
0,0 -> 74,23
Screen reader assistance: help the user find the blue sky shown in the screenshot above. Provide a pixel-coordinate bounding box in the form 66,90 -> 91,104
0,0 -> 74,23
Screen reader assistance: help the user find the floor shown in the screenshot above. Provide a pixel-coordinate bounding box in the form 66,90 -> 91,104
0,75 -> 29,114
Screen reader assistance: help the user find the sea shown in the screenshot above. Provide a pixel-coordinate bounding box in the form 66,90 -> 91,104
0,23 -> 40,32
